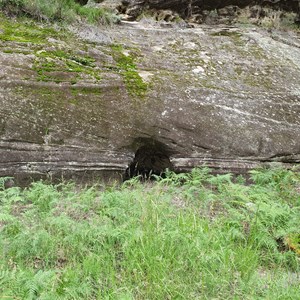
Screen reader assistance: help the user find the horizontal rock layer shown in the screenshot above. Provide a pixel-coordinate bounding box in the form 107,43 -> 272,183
0,17 -> 300,184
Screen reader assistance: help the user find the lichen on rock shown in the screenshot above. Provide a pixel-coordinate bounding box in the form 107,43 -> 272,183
0,9 -> 300,184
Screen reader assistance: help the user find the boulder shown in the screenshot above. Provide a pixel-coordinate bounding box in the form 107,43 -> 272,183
0,16 -> 300,184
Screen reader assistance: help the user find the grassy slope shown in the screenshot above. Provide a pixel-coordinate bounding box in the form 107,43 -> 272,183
0,0 -> 119,24
0,167 -> 299,299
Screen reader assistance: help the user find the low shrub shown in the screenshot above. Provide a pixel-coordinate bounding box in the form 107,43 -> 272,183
0,0 -> 119,24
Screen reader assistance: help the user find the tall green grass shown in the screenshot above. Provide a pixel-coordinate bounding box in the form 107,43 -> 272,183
0,0 -> 119,24
0,167 -> 299,299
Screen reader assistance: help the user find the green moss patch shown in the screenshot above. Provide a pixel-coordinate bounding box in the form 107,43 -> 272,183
33,49 -> 101,84
0,16 -> 60,44
37,50 -> 96,67
2,48 -> 31,54
111,44 -> 148,98
0,15 -> 103,85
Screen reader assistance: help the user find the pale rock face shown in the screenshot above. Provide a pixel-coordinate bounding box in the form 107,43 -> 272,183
0,12 -> 300,184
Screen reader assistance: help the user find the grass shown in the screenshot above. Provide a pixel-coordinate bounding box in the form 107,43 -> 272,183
0,0 -> 119,25
0,166 -> 300,299
236,6 -> 300,31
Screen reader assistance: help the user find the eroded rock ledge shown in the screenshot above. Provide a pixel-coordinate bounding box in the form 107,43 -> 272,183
112,0 -> 300,25
0,15 -> 300,184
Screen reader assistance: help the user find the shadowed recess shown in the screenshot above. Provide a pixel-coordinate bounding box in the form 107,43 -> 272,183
124,138 -> 173,180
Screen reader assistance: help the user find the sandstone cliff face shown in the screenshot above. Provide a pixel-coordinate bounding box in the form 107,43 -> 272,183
119,0 -> 300,22
0,13 -> 300,184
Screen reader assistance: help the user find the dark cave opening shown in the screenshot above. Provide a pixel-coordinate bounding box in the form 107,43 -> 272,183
124,139 -> 173,180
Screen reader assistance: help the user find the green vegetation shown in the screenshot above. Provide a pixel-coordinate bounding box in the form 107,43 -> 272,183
0,15 -> 102,84
0,0 -> 119,24
0,16 -> 61,43
111,44 -> 148,98
237,7 -> 300,31
33,49 -> 101,84
0,14 -> 147,91
0,167 -> 299,299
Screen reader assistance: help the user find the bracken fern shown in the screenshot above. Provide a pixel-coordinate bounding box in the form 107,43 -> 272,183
0,167 -> 299,299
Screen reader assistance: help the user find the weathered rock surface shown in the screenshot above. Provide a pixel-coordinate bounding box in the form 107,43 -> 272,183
0,15 -> 300,184
121,0 -> 300,11
111,0 -> 300,24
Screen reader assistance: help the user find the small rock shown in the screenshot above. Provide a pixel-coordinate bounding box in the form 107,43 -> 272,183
192,66 -> 205,74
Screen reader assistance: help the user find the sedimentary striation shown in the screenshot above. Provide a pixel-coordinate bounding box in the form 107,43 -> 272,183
0,10 -> 300,183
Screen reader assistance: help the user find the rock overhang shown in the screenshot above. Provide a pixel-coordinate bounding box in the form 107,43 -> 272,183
118,0 -> 300,24
0,15 -> 300,184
